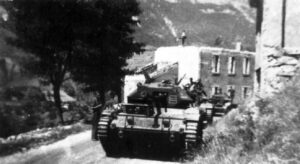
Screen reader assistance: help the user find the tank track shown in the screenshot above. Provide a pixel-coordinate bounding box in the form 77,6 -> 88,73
97,115 -> 110,140
205,108 -> 213,124
185,122 -> 198,149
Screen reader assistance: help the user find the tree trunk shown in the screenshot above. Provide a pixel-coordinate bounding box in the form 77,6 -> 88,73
53,84 -> 64,124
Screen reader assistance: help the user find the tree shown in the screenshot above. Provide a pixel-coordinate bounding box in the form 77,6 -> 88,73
4,0 -> 143,124
71,0 -> 144,105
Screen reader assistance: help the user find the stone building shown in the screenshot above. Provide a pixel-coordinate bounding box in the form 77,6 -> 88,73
124,46 -> 255,104
154,46 -> 255,104
250,0 -> 300,95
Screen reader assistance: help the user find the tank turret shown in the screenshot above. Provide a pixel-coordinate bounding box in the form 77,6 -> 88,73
92,63 -> 206,159
127,80 -> 193,109
200,94 -> 238,124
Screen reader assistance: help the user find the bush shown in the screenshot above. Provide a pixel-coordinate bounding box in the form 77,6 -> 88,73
193,73 -> 300,164
0,86 -> 59,138
0,84 -> 95,138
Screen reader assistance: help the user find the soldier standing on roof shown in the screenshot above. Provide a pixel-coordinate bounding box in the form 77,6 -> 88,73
181,30 -> 187,46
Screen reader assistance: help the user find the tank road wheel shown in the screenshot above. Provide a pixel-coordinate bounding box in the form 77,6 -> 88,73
97,116 -> 109,139
180,122 -> 198,161
97,116 -> 113,156
185,122 -> 198,149
205,108 -> 213,124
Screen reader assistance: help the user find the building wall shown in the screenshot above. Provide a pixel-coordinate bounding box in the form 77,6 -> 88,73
251,0 -> 300,95
154,46 -> 201,85
199,48 -> 255,103
123,75 -> 145,103
154,46 -> 255,104
285,0 -> 300,47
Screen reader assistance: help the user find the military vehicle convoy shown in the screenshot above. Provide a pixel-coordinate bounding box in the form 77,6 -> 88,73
96,80 -> 206,158
92,63 -> 237,159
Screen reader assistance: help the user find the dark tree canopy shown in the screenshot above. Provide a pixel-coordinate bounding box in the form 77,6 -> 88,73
71,0 -> 144,99
5,0 -> 144,123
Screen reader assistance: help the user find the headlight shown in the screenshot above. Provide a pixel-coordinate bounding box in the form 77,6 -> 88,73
169,133 -> 175,142
162,120 -> 170,128
110,123 -> 116,129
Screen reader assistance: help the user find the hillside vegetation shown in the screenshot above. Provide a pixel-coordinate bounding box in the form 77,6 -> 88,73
193,73 -> 300,164
135,0 -> 255,50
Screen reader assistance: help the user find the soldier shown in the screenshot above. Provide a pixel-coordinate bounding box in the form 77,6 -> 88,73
183,77 -> 196,107
194,79 -> 207,106
227,88 -> 235,104
152,92 -> 168,128
195,78 -> 204,89
181,30 -> 187,46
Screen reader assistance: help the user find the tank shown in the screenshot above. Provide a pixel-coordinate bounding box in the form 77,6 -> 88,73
95,71 -> 206,159
199,94 -> 238,124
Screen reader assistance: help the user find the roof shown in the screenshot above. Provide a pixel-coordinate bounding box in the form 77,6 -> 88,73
155,46 -> 255,58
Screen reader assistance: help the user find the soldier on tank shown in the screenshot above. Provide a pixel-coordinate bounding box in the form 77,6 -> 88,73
183,78 -> 195,107
152,92 -> 168,128
184,78 -> 207,107
194,79 -> 207,106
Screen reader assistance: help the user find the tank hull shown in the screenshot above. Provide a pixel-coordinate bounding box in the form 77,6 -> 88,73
101,129 -> 186,159
96,106 -> 203,160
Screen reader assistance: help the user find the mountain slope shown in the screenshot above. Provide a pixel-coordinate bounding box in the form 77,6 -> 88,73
134,0 -> 256,50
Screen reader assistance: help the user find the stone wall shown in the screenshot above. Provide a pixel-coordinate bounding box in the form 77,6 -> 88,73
199,48 -> 255,103
252,0 -> 300,95
285,0 -> 300,47
154,46 -> 255,103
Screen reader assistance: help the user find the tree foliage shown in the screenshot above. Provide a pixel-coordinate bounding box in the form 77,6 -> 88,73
4,0 -> 144,123
70,0 -> 144,102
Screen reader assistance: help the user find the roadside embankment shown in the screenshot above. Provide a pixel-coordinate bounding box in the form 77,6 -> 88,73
192,74 -> 300,164
0,122 -> 90,156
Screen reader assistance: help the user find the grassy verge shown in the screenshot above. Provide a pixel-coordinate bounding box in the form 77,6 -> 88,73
192,74 -> 300,164
0,122 -> 90,157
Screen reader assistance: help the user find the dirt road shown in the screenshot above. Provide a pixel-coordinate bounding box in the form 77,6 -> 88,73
0,131 -> 178,164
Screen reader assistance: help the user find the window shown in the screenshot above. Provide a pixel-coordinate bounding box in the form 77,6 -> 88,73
212,55 -> 220,74
243,57 -> 250,75
211,85 -> 222,95
228,56 -> 236,75
242,86 -> 251,99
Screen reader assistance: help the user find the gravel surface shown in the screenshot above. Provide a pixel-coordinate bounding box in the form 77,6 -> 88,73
0,131 -> 178,164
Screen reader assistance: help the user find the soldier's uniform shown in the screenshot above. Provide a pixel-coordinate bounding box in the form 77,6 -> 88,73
191,79 -> 207,106
152,92 -> 168,128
